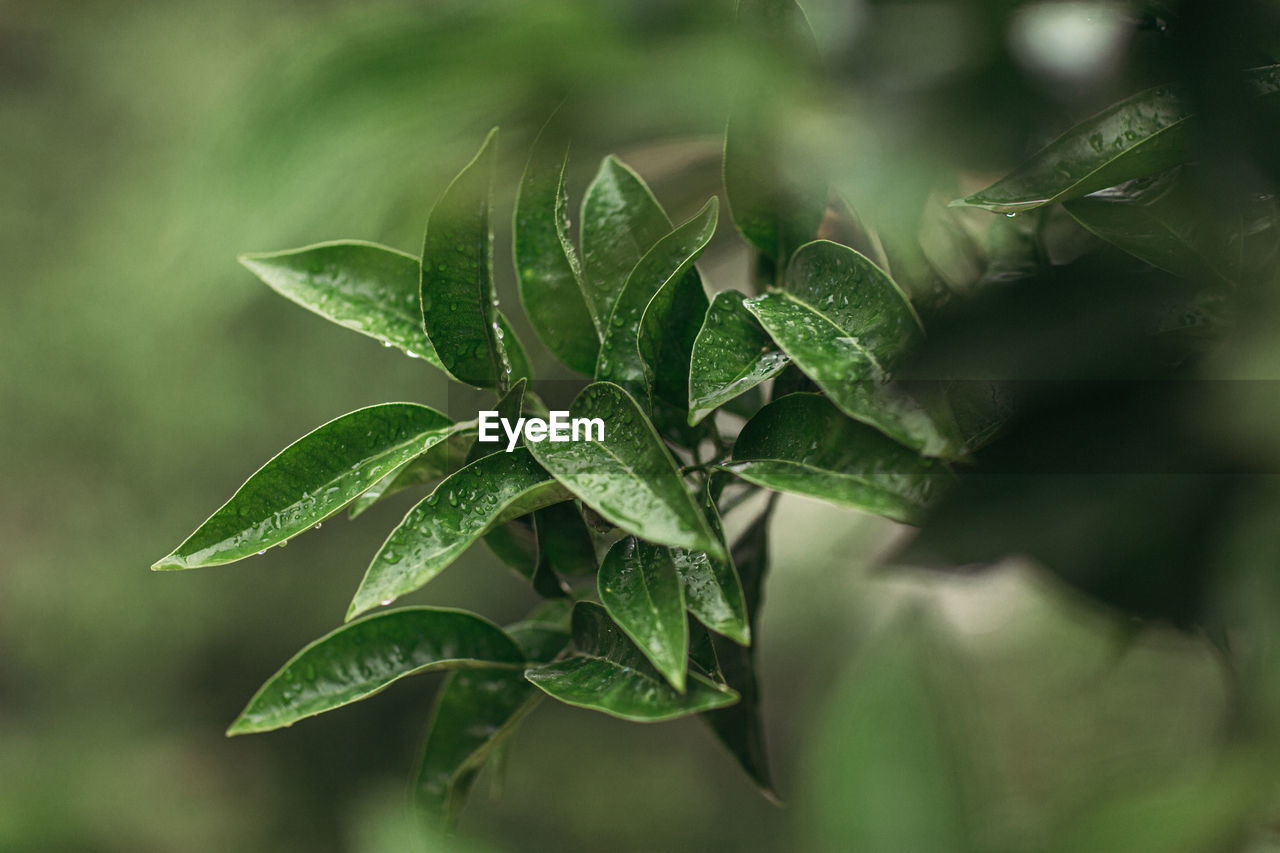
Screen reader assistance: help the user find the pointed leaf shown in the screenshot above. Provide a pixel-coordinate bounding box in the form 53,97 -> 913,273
515,139 -> 599,374
348,431 -> 475,519
597,537 -> 689,691
534,500 -> 598,576
227,607 -> 524,735
579,155 -> 672,331
720,393 -> 944,523
525,602 -> 738,722
525,382 -> 725,560
957,65 -> 1280,213
154,404 -> 457,570
672,493 -> 749,646
688,290 -> 791,425
596,198 -> 718,399
348,448 -> 571,618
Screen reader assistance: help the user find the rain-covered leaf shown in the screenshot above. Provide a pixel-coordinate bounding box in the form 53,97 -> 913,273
154,404 -> 458,570
579,155 -> 672,331
720,393 -> 945,524
637,225 -> 716,409
348,431 -> 475,520
597,537 -> 689,691
420,128 -> 526,390
239,241 -> 445,368
227,607 -> 524,735
526,382 -> 725,559
347,448 -> 570,618
688,290 -> 791,425
672,492 -> 749,645
596,198 -> 718,399
524,602 -> 738,722
514,137 -> 599,374
956,65 -> 1280,213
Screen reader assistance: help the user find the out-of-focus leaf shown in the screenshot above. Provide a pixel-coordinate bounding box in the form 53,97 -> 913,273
526,382 -> 725,559
957,65 -> 1280,213
688,290 -> 791,425
720,393 -> 944,524
421,128 -> 527,390
524,602 -> 738,722
579,155 -> 672,331
154,404 -> 458,570
534,501 -> 598,576
239,241 -> 444,368
514,138 -> 598,374
596,198 -> 718,399
348,431 -> 475,520
227,607 -> 523,735
672,491 -> 749,645
597,537 -> 689,691
347,448 -> 570,618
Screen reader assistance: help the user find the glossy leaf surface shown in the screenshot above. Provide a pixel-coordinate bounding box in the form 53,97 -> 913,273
348,448 -> 570,618
597,537 -> 689,691
722,393 -> 943,523
348,431 -> 474,520
526,382 -> 724,559
688,290 -> 790,425
514,139 -> 599,374
227,607 -> 523,735
672,494 -> 749,646
155,404 -> 457,570
525,603 -> 738,722
579,155 -> 672,331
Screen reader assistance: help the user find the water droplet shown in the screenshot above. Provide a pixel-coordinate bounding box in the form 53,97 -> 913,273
1005,212 -> 1018,218
313,522 -> 322,530
382,340 -> 392,348
257,549 -> 266,556
381,598 -> 393,606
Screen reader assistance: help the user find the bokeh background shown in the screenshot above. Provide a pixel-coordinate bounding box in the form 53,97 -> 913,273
5,0 -> 1280,850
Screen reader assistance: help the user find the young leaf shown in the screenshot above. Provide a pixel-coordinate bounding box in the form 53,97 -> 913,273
347,448 -> 571,619
524,602 -> 738,722
579,156 -> 672,331
720,393 -> 945,524
672,492 -> 750,646
525,382 -> 726,560
421,128 -> 525,390
597,537 -> 689,691
347,430 -> 475,519
514,138 -> 599,374
153,404 -> 458,570
596,197 -> 718,399
687,290 -> 791,425
227,607 -> 524,735
956,65 -> 1280,213
239,241 -> 445,368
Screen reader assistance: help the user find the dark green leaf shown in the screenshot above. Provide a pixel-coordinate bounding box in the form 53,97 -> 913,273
524,602 -> 737,722
526,382 -> 725,559
227,607 -> 523,735
347,448 -> 570,618
596,198 -> 718,400
469,378 -> 526,462
533,501 -> 598,576
672,492 -> 749,646
239,241 -> 444,368
154,404 -> 458,570
579,155 -> 672,331
514,138 -> 599,374
720,393 -> 945,524
957,65 -> 1280,213
688,290 -> 791,425
348,430 -> 475,519
597,537 -> 689,691
420,128 -> 525,390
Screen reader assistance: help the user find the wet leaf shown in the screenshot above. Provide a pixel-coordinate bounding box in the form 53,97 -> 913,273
597,537 -> 689,691
672,492 -> 749,646
348,431 -> 475,520
154,404 -> 458,570
688,290 -> 791,425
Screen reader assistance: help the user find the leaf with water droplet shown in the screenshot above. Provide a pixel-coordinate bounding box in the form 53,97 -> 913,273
597,537 -> 689,691
226,607 -> 524,735
154,404 -> 461,569
687,289 -> 791,425
672,488 -> 749,646
348,430 -> 476,519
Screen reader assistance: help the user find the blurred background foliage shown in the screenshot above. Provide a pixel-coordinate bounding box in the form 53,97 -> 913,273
6,0 -> 1280,849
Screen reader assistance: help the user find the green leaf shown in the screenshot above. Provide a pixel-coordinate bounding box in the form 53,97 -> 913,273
227,607 -> 524,735
347,448 -> 570,618
525,382 -> 725,560
597,537 -> 689,691
469,378 -> 526,461
524,602 -> 738,722
688,290 -> 791,425
348,431 -> 475,520
421,128 -> 525,390
596,198 -> 718,400
672,492 -> 750,646
533,501 -> 598,576
579,155 -> 672,332
720,393 -> 945,524
956,65 -> 1280,213
238,241 -> 444,368
154,404 -> 458,570
514,137 -> 599,374
744,240 -> 962,457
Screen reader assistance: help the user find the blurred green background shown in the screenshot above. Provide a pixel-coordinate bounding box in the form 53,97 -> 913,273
5,0 -> 1280,850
